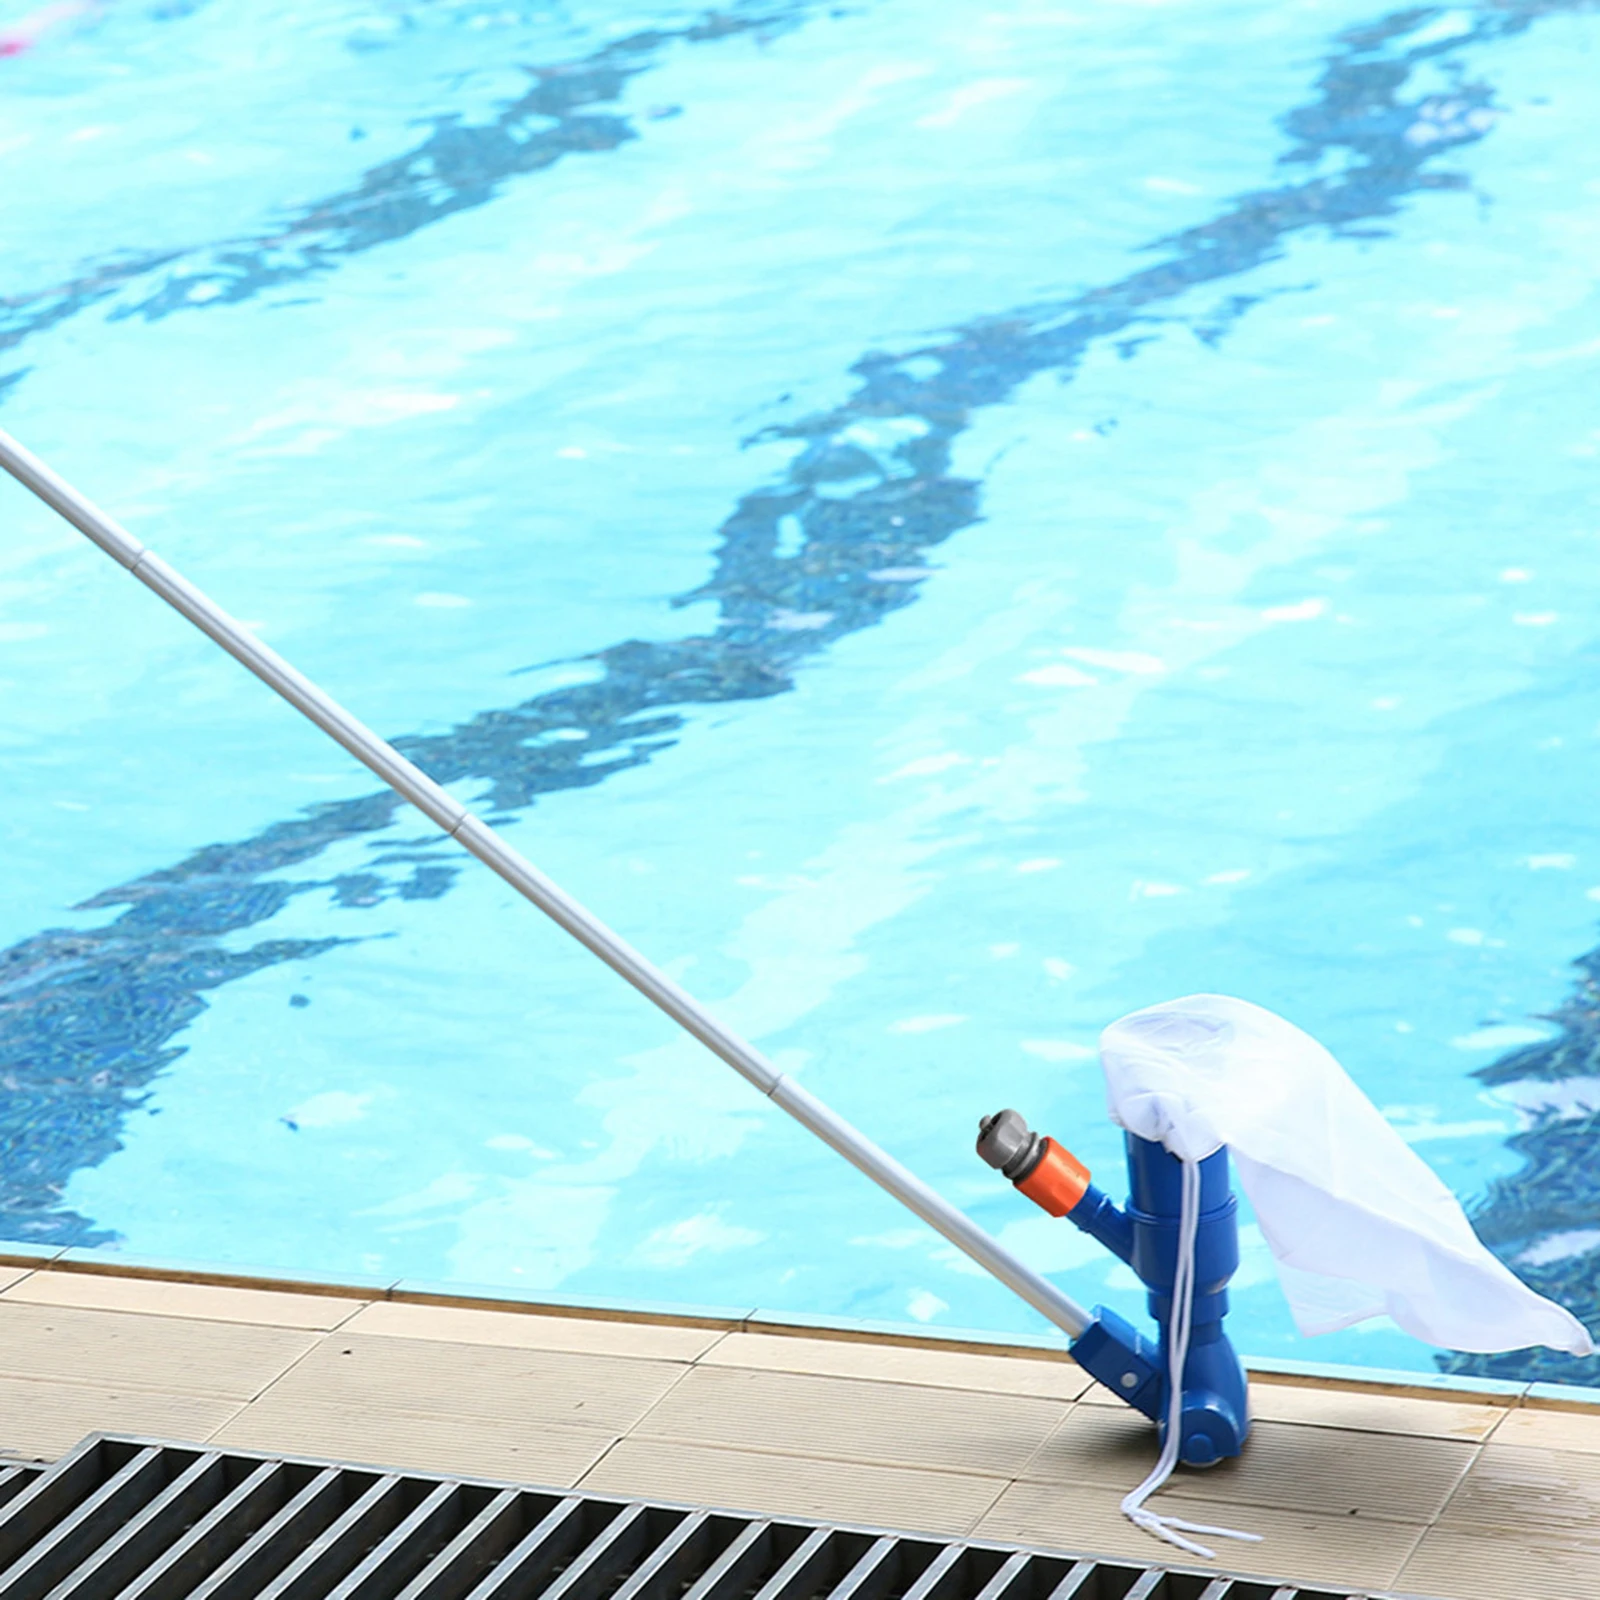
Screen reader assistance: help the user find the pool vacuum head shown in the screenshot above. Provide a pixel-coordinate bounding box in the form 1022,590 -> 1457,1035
977,1109 -> 1250,1467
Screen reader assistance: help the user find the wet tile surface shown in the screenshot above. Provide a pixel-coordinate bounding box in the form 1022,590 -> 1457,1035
1023,1405 -> 1476,1523
976,1480 -> 1428,1592
1398,1521 -> 1600,1600
1489,1403 -> 1600,1456
1436,1442 -> 1600,1532
1246,1377 -> 1508,1442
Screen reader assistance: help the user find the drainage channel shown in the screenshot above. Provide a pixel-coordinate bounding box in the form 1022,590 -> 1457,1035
0,1435 -> 1436,1600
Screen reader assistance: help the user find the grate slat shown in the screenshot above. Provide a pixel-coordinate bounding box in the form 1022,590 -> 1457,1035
0,1445 -> 178,1600
0,1465 -> 44,1513
118,1458 -> 294,1600
752,1526 -> 848,1600
609,1509 -> 722,1600
1039,1560 -> 1098,1600
0,1434 -> 1441,1600
1123,1571 -> 1174,1600
392,1488 -> 537,1600
968,1551 -> 1034,1600
0,1439 -> 140,1571
188,1464 -> 357,1600
898,1543 -> 1007,1600
823,1536 -> 905,1600
42,1450 -> 227,1600
681,1517 -> 779,1600
327,1480 -> 471,1600
256,1472 -> 411,1600
522,1500 -> 664,1600
462,1494 -> 608,1600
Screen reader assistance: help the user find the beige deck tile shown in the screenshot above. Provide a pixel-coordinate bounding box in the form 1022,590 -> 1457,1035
3,1271 -> 366,1330
212,1397 -> 614,1485
702,1332 -> 1090,1402
1438,1442 -> 1600,1533
634,1365 -> 1069,1478
0,1302 -> 316,1400
1246,1378 -> 1506,1442
0,1373 -> 243,1462
251,1334 -> 689,1433
1021,1404 -> 1474,1523
0,1268 -> 31,1295
581,1438 -> 1008,1536
1398,1522 -> 1600,1600
975,1480 -> 1423,1593
345,1301 -> 722,1361
1488,1403 -> 1600,1455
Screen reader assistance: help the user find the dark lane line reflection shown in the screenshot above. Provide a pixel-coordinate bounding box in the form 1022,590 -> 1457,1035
0,0 -> 833,372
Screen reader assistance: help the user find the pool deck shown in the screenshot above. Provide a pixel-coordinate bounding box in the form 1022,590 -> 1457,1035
0,1258 -> 1594,1598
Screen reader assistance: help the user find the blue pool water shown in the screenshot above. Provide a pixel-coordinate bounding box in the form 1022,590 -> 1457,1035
3,0 -> 1600,1381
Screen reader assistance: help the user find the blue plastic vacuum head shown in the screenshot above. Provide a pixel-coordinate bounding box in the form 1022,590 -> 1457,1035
977,1111 -> 1250,1466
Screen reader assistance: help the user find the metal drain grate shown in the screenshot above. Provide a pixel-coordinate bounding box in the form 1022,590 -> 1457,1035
0,1435 -> 1437,1600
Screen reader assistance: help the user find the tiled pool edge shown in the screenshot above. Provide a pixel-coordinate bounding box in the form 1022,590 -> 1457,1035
0,1260 -> 1595,1597
5,1241 -> 1594,1414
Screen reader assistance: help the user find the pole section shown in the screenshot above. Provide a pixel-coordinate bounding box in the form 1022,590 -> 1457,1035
0,426 -> 1093,1341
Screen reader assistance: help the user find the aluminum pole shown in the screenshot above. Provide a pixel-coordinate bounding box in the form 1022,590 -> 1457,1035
0,425 -> 1093,1341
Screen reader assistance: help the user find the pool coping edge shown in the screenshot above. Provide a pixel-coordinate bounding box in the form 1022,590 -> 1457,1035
3,1242 -> 1592,1413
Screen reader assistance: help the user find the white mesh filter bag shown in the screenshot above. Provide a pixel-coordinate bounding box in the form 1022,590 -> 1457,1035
1098,994 -> 1594,1357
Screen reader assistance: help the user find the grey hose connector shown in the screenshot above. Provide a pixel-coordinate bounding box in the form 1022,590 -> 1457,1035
0,425 -> 1095,1344
977,1108 -> 1047,1182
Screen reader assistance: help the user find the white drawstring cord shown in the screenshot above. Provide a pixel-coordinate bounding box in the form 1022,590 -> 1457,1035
1119,1156 -> 1262,1561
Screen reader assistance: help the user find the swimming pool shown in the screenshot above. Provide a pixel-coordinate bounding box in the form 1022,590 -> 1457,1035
3,0 -> 1598,1385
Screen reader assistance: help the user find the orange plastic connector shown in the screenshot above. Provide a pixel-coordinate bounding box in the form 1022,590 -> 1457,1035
1016,1139 -> 1091,1218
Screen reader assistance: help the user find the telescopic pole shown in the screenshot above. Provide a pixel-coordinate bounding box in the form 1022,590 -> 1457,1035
0,425 -> 1092,1342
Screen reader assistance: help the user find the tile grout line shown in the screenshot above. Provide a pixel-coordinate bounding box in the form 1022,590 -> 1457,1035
196,1399 -> 255,1450
0,1304 -> 336,1408
224,1321 -> 346,1418
1002,1400 -> 1084,1483
614,1355 -> 720,1446
225,1333 -> 706,1439
1387,1511 -> 1446,1594
1475,1401 -> 1512,1444
1425,1431 -> 1490,1534
192,1305 -> 524,1447
959,1466 -> 1023,1540
569,1432 -> 631,1494
326,1297 -> 380,1334
691,1328 -> 737,1368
